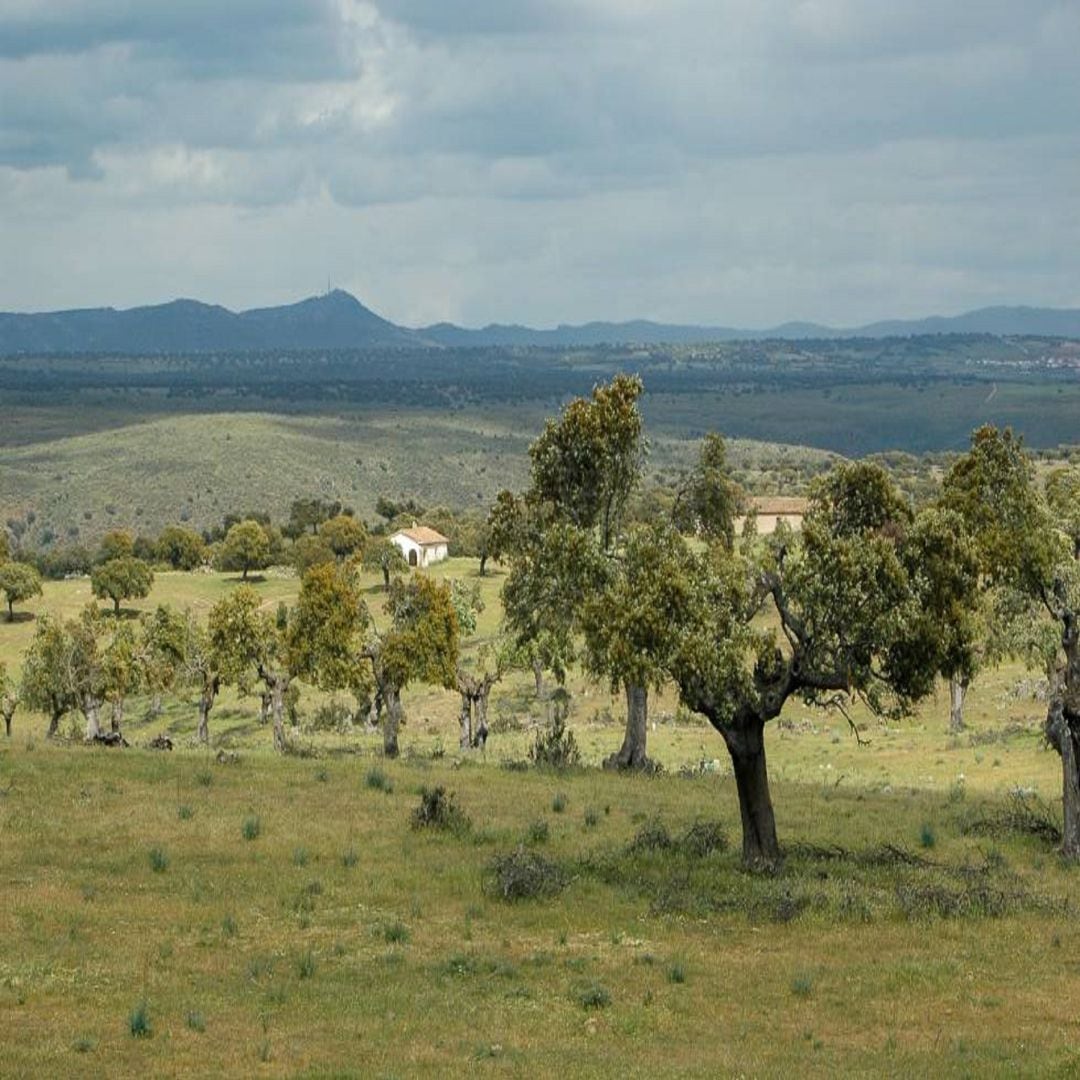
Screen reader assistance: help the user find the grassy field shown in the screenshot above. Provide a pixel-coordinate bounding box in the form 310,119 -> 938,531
1,562 -> 1078,1076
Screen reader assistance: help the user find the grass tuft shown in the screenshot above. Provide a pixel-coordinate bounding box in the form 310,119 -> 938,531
128,1001 -> 151,1038
242,815 -> 261,841
148,847 -> 169,873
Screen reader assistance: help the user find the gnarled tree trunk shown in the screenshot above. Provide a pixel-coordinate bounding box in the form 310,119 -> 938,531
259,690 -> 271,726
948,676 -> 968,734
382,683 -> 403,758
473,680 -> 492,749
458,688 -> 473,750
47,702 -> 63,738
1046,609 -> 1080,860
604,682 -> 651,770
83,694 -> 101,741
532,658 -> 545,699
110,698 -> 124,733
197,675 -> 219,744
722,721 -> 781,869
266,673 -> 290,753
2,704 -> 14,737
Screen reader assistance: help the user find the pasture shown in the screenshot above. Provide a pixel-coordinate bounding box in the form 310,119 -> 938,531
1,562 -> 1077,1077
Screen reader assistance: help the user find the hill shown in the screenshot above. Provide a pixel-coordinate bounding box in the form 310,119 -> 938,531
4,292 -> 1080,353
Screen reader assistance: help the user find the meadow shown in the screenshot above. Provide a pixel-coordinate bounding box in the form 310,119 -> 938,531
1,561 -> 1077,1077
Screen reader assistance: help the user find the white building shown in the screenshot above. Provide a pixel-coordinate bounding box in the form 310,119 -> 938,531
390,525 -> 450,568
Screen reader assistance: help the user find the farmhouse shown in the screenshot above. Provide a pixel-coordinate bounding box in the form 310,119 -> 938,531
390,525 -> 450,568
735,495 -> 808,535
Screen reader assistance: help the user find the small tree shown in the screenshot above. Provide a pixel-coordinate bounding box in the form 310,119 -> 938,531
292,534 -> 336,575
363,536 -> 407,591
155,525 -> 206,570
98,528 -> 135,563
0,561 -> 42,621
218,520 -> 271,580
91,556 -> 154,615
320,514 -> 367,561
20,615 -> 79,736
362,575 -> 459,757
671,462 -> 979,867
139,604 -> 188,717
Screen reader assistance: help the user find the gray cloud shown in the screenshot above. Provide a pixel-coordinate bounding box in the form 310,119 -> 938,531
0,0 -> 1078,324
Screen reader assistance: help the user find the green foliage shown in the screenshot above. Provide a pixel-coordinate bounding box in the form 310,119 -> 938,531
291,534 -> 335,575
362,535 -> 407,587
99,529 -> 135,563
128,1001 -> 151,1038
529,373 -> 644,548
217,520 -> 272,580
148,847 -> 169,873
155,526 -> 206,570
377,575 -> 460,693
319,514 -> 366,560
0,561 -> 42,620
90,556 -> 153,614
672,433 -> 743,546
529,714 -> 580,769
485,847 -> 567,902
19,614 -> 79,725
289,563 -> 369,696
242,816 -> 261,841
410,786 -> 470,832
365,766 -> 393,793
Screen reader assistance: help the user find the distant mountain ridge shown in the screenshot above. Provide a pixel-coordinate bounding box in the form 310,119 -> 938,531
1,291 -> 1079,354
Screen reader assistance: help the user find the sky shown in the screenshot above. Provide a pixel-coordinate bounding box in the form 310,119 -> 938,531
2,0 -> 1079,328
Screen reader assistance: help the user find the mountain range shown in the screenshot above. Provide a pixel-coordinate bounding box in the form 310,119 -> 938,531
1,291 -> 1079,354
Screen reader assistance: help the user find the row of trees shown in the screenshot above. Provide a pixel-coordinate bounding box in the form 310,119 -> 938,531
493,376 -> 1080,866
3,562 -> 463,757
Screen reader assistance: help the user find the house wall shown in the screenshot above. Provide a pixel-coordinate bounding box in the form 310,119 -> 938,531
390,535 -> 450,568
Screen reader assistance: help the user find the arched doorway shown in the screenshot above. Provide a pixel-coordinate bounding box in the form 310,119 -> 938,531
408,549 -> 418,567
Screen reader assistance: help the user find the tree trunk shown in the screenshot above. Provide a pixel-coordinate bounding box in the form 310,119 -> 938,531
382,683 -> 403,758
83,695 -> 101,741
242,565 -> 249,581
458,690 -> 473,750
47,704 -> 62,738
948,675 -> 968,734
532,658 -> 544,699
3,709 -> 12,737
473,683 -> 491,749
479,552 -> 488,577
604,682 -> 651,770
269,675 -> 289,753
197,677 -> 218,744
1047,612 -> 1080,860
6,598 -> 12,622
722,721 -> 781,868
111,698 -> 124,733
382,566 -> 391,591
113,597 -> 121,616
259,690 -> 271,726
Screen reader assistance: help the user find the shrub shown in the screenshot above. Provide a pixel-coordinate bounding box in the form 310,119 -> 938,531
667,962 -> 687,985
309,699 -> 353,734
583,807 -> 600,829
410,787 -> 470,833
177,804 -> 194,821
680,819 -> 728,858
791,974 -> 813,998
919,823 -> 936,849
577,983 -> 611,1009
128,1001 -> 152,1038
292,847 -> 309,867
551,792 -> 567,814
529,715 -> 580,769
196,770 -> 213,787
242,816 -> 261,841
628,818 -> 673,853
148,847 -> 169,873
383,921 -> 409,944
525,819 -> 550,845
221,914 -> 238,937
365,767 -> 393,793
297,950 -> 317,979
341,846 -> 359,868
485,847 -> 567,902
186,1011 -> 206,1033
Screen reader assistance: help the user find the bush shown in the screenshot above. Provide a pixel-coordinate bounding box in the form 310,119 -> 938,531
410,786 -> 470,833
383,921 -> 409,944
628,818 -> 673,853
485,847 -> 567,902
680,819 -> 728,858
365,767 -> 393,793
148,847 -> 169,873
297,949 -> 317,979
551,792 -> 567,814
525,819 -> 550,845
529,715 -> 580,769
186,1011 -> 206,1033
242,816 -> 261,841
577,984 -> 611,1009
308,698 -> 353,734
128,1001 -> 151,1038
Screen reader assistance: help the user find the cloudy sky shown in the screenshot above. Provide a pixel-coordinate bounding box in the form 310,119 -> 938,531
2,1 -> 1078,327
